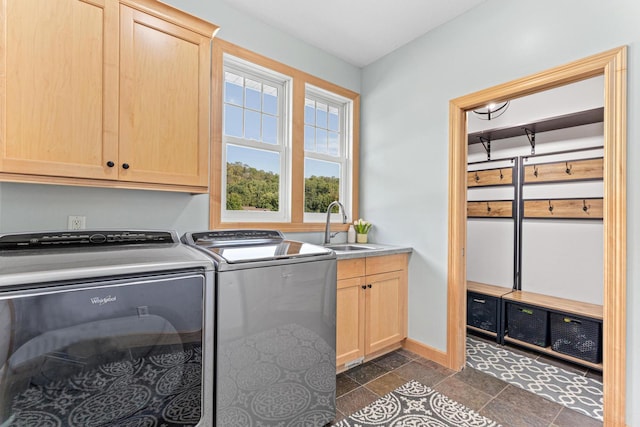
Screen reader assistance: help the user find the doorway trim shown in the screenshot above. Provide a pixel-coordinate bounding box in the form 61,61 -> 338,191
447,47 -> 627,425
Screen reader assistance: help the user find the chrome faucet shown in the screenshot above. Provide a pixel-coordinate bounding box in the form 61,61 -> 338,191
324,201 -> 348,244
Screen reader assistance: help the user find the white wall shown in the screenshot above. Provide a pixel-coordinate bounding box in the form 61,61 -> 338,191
359,0 -> 640,424
0,0 -> 361,237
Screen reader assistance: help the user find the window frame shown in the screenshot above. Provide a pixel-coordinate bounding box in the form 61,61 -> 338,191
221,55 -> 291,222
303,85 -> 353,223
211,39 -> 360,232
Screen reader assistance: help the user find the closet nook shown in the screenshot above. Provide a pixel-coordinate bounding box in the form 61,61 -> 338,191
465,78 -> 604,370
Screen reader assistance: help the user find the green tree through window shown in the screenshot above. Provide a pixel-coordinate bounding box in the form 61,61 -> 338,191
305,175 -> 339,213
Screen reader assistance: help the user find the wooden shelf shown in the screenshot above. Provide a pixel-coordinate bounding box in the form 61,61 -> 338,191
468,107 -> 604,145
467,325 -> 498,338
504,336 -> 602,371
503,290 -> 602,320
523,198 -> 603,219
524,157 -> 603,183
468,281 -> 513,298
468,201 -> 513,218
467,167 -> 513,187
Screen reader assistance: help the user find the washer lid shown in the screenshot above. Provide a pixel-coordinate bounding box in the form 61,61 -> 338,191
200,240 -> 331,263
183,230 -> 332,264
0,230 -> 214,288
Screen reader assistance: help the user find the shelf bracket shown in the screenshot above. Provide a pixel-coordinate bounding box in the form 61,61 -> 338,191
478,136 -> 491,160
523,128 -> 536,155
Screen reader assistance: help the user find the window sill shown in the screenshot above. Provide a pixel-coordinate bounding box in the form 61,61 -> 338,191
211,221 -> 351,233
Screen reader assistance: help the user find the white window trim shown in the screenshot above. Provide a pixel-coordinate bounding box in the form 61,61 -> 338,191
221,54 -> 293,223
303,84 -> 354,223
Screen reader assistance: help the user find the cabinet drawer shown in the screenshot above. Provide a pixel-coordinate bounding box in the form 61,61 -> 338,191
337,258 -> 365,280
366,254 -> 407,276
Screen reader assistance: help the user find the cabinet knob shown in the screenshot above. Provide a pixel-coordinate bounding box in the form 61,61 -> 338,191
367,284 -> 372,288
361,285 -> 366,290
122,163 -> 130,170
106,161 -> 115,168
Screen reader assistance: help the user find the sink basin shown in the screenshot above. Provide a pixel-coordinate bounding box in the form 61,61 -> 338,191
324,244 -> 376,252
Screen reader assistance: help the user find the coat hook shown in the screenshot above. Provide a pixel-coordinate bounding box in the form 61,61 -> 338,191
548,200 -> 554,213
565,162 -> 572,175
487,202 -> 491,213
533,165 -> 538,177
583,199 -> 589,213
475,171 -> 480,182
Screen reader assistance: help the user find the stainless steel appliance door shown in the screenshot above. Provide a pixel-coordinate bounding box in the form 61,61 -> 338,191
216,259 -> 336,426
0,272 -> 206,427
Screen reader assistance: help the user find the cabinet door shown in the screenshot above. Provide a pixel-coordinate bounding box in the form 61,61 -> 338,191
119,6 -> 210,187
365,269 -> 407,354
336,276 -> 365,367
0,0 -> 119,179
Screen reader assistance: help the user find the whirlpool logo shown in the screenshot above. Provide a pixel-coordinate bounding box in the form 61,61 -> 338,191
90,295 -> 117,306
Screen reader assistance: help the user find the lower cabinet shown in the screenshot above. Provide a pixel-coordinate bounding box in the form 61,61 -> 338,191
336,253 -> 408,371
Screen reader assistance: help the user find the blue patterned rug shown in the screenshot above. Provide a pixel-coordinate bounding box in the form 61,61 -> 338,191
466,336 -> 603,421
332,380 -> 499,427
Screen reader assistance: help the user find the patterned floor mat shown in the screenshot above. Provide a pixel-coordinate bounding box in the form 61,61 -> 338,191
6,345 -> 202,426
332,380 -> 500,427
466,336 -> 603,421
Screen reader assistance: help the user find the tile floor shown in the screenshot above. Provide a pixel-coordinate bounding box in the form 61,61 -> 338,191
334,335 -> 603,427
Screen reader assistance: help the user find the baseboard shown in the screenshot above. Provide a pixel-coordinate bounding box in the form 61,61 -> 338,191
402,338 -> 450,368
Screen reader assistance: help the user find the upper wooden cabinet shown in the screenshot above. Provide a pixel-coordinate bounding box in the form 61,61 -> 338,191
0,0 -> 119,180
118,3 -> 211,187
0,0 -> 217,192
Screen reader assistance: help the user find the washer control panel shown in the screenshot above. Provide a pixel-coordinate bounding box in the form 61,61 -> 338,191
0,230 -> 177,249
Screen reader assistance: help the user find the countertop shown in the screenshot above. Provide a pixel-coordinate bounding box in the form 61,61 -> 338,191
326,243 -> 413,260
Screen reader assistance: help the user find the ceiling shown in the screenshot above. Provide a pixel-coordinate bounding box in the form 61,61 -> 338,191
222,0 -> 487,68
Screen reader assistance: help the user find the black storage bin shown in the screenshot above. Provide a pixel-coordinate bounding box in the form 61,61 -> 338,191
507,303 -> 549,347
550,313 -> 602,363
467,292 -> 499,333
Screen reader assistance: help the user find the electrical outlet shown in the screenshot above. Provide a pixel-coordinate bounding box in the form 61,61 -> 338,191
68,215 -> 86,230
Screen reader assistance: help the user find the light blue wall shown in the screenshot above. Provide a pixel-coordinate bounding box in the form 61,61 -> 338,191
359,0 -> 639,423
0,183 -> 209,233
161,0 -> 361,93
0,0 -> 361,236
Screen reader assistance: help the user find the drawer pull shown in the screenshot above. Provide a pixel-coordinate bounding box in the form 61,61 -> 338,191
473,298 -> 486,304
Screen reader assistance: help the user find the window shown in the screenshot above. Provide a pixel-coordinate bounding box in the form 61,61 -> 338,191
212,40 -> 360,231
221,55 -> 290,222
303,86 -> 352,222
